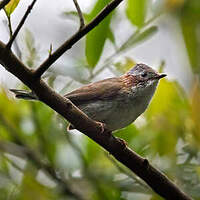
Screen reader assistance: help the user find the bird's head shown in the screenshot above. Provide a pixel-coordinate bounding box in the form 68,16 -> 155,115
127,63 -> 166,95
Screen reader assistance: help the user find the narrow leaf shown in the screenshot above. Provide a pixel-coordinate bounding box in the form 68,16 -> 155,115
180,1 -> 200,73
126,0 -> 147,27
114,57 -> 136,73
86,0 -> 113,68
63,11 -> 89,21
119,26 -> 158,53
181,18 -> 199,72
107,28 -> 115,44
5,0 -> 20,16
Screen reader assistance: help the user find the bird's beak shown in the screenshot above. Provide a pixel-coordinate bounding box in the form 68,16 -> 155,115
157,74 -> 167,79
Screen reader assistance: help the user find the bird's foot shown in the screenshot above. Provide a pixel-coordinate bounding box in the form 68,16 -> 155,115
96,122 -> 106,134
117,138 -> 127,149
67,123 -> 75,131
96,122 -> 112,136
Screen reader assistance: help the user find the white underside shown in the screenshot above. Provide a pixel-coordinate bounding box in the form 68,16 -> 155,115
79,81 -> 158,131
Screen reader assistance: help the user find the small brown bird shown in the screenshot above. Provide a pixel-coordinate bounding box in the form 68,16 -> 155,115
10,63 -> 166,131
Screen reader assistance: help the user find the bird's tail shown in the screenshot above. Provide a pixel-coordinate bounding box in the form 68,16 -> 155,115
10,89 -> 38,100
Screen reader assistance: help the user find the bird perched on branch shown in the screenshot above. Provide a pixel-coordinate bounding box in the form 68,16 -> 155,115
10,63 -> 166,131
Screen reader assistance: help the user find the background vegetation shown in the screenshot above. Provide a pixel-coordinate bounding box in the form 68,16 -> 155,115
0,0 -> 200,199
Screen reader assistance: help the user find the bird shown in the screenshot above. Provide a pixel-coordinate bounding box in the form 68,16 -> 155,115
10,63 -> 166,131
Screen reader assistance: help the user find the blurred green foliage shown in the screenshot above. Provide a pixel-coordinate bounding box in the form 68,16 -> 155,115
126,0 -> 147,27
86,0 -> 113,68
179,0 -> 200,73
1,0 -> 200,199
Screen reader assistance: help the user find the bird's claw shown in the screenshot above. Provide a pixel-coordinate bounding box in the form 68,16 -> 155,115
117,138 -> 127,149
96,122 -> 112,136
96,122 -> 106,134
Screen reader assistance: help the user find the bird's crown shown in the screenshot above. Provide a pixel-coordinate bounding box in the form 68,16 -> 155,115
127,63 -> 166,81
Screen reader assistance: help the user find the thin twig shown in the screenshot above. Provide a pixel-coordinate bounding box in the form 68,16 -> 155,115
72,0 -> 85,29
2,20 -> 22,59
7,15 -> 12,37
0,0 -> 10,10
34,0 -> 124,78
6,0 -> 37,49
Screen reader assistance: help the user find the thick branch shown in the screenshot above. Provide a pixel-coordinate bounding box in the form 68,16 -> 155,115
6,0 -> 37,49
72,0 -> 85,29
0,41 -> 192,200
0,0 -> 10,10
34,0 -> 123,78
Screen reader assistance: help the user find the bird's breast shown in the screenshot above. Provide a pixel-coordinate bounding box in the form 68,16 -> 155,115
77,88 -> 155,131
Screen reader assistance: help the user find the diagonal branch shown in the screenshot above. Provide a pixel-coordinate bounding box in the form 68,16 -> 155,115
72,0 -> 85,29
0,41 -> 193,200
34,0 -> 124,78
6,0 -> 37,49
0,0 -> 10,10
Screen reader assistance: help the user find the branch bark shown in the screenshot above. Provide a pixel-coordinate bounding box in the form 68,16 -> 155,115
72,0 -> 85,29
0,40 -> 192,200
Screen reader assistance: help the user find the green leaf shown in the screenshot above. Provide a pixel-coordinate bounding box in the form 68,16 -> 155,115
63,11 -> 89,21
181,20 -> 198,71
86,0 -> 113,68
180,0 -> 200,73
17,173 -> 57,200
145,79 -> 189,155
126,0 -> 147,27
107,28 -> 115,44
115,124 -> 139,143
114,57 -> 136,73
119,26 -> 158,53
5,0 -> 20,17
146,79 -> 188,119
190,80 -> 200,143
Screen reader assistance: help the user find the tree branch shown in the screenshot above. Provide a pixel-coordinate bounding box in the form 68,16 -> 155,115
0,41 -> 192,200
72,0 -> 85,29
0,0 -> 10,10
34,0 -> 124,78
6,0 -> 37,49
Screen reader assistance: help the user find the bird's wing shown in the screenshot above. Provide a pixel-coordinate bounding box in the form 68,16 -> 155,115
64,77 -> 125,105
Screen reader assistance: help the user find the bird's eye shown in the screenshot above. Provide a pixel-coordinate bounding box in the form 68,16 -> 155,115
141,72 -> 147,78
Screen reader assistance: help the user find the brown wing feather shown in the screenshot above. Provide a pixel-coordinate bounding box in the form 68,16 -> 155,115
64,77 -> 125,105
